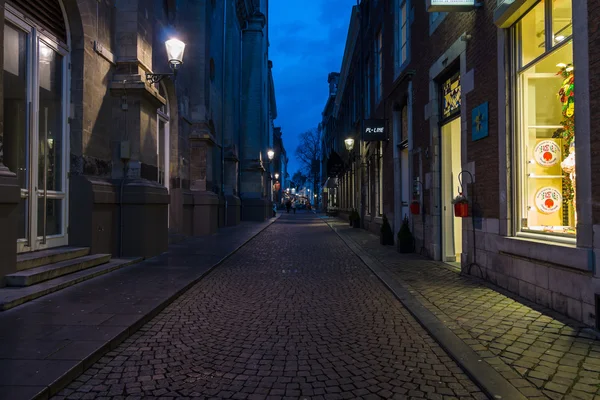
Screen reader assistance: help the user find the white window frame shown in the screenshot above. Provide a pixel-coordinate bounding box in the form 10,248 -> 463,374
378,142 -> 384,216
7,4 -> 71,253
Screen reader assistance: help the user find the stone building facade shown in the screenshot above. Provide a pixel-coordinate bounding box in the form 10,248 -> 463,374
0,0 -> 277,286
323,0 -> 600,328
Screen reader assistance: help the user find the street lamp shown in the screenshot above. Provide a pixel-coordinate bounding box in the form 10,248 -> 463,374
146,38 -> 186,84
275,173 -> 279,179
267,149 -> 275,161
344,138 -> 355,151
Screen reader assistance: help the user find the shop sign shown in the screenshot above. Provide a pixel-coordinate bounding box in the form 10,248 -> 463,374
534,140 -> 561,167
363,119 -> 387,142
471,102 -> 488,141
535,187 -> 562,214
426,0 -> 479,12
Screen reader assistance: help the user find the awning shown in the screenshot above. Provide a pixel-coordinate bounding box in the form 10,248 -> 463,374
323,177 -> 338,189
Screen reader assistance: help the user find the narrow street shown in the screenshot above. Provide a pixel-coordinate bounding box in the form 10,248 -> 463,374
54,211 -> 485,400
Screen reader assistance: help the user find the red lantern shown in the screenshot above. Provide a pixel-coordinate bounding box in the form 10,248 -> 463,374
454,202 -> 468,218
410,201 -> 420,215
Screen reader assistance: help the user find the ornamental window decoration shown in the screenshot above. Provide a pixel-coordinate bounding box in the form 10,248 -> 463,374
442,71 -> 461,119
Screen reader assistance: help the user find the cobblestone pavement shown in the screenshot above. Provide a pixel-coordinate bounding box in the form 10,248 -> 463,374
325,218 -> 600,400
54,211 -> 485,400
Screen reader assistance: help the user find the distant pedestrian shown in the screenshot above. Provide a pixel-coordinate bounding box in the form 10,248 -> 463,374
292,200 -> 296,214
286,200 -> 291,213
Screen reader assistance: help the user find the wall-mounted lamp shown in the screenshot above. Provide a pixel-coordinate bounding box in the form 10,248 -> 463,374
344,138 -> 355,151
146,38 -> 186,84
267,149 -> 275,161
275,173 -> 279,179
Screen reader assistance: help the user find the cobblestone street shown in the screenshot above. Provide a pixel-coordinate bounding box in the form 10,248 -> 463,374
54,212 -> 485,400
323,218 -> 600,400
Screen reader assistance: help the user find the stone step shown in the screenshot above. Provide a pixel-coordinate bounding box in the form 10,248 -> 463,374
0,258 -> 142,311
6,254 -> 112,287
16,247 -> 90,271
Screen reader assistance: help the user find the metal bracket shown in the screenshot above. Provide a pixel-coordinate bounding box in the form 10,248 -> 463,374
146,73 -> 174,84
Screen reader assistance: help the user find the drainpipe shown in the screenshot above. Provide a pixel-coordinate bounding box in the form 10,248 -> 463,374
222,1 -> 227,226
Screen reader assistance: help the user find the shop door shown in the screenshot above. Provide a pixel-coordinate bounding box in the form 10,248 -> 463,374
441,117 -> 462,263
4,20 -> 69,253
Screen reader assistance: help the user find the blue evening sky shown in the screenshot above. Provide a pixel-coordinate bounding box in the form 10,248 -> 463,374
269,0 -> 355,175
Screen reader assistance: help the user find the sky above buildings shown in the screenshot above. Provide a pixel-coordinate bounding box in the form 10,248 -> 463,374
269,0 -> 355,176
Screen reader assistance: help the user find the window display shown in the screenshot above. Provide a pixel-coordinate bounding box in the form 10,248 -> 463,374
517,0 -> 574,236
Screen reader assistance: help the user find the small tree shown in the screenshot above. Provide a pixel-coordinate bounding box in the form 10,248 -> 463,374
380,214 -> 394,246
396,215 -> 414,253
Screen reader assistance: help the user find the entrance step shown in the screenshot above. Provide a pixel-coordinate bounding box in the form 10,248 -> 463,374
6,254 -> 112,287
17,247 -> 90,271
0,257 -> 142,311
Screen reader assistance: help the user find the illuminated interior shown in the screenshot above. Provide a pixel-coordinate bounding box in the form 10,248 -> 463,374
517,0 -> 574,236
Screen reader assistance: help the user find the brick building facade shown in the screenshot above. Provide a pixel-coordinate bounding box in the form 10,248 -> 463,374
323,0 -> 599,327
0,0 -> 279,290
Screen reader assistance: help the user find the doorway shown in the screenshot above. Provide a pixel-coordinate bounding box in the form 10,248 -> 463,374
4,13 -> 69,253
441,117 -> 462,263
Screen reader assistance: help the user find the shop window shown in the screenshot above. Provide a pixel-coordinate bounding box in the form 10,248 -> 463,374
515,0 -> 574,236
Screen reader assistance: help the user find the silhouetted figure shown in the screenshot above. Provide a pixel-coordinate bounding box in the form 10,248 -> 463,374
286,200 -> 291,213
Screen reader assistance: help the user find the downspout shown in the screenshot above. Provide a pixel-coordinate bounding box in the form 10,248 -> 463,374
222,1 -> 227,226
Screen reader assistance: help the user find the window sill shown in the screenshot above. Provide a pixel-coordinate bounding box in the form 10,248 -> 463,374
498,235 -> 593,273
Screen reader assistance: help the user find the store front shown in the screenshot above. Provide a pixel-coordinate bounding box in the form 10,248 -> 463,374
3,1 -> 70,253
511,0 -> 575,239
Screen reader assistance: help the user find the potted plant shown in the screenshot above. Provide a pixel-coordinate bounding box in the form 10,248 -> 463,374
380,214 -> 394,245
396,215 -> 414,253
452,193 -> 469,218
348,208 -> 356,226
410,200 -> 420,215
351,209 -> 361,228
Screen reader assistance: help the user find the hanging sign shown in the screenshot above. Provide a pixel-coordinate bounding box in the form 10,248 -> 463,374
363,119 -> 387,142
533,140 -> 561,167
535,187 -> 562,214
426,0 -> 479,12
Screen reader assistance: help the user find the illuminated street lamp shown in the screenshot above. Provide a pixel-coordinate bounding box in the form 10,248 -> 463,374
146,38 -> 186,83
344,138 -> 355,151
275,173 -> 279,179
267,149 -> 275,161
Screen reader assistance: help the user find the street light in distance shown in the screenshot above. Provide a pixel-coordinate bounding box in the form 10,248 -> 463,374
344,138 -> 355,151
267,149 -> 275,161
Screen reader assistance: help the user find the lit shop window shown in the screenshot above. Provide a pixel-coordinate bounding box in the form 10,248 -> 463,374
516,0 -> 574,236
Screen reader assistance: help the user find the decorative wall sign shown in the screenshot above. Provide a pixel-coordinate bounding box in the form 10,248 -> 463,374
363,119 -> 387,141
535,187 -> 562,214
471,102 -> 488,141
534,140 -> 561,167
442,72 -> 461,119
426,0 -> 478,12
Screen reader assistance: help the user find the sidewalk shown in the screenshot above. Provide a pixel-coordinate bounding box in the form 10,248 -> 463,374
0,217 -> 278,400
322,216 -> 600,400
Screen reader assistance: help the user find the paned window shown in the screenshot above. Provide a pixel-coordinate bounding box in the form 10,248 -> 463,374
396,0 -> 409,74
515,0 -> 574,236
375,29 -> 383,101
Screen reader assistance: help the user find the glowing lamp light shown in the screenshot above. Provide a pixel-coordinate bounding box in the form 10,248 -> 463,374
275,173 -> 279,179
344,138 -> 355,151
267,149 -> 275,161
166,38 -> 186,69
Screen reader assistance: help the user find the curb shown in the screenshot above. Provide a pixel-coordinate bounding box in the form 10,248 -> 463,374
36,216 -> 280,400
321,217 -> 526,400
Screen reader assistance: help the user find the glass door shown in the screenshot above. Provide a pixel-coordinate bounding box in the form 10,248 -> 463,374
4,17 -> 68,253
